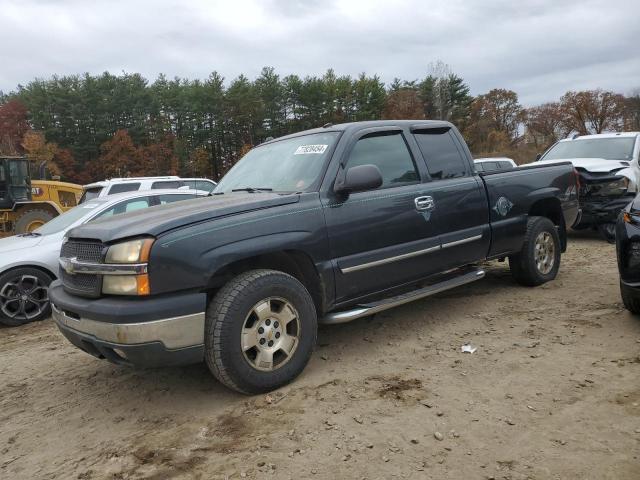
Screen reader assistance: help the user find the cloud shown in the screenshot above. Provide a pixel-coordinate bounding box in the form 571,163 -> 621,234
1,0 -> 638,105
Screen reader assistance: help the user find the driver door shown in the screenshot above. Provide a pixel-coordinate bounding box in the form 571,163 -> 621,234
323,127 -> 444,303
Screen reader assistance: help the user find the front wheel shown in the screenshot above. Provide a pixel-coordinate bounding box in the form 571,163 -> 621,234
204,269 -> 317,394
0,268 -> 53,326
509,216 -> 561,286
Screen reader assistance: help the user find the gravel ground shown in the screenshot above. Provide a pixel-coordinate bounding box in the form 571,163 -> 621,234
1,231 -> 639,480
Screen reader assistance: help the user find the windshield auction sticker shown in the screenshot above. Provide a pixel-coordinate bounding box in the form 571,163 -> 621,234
294,144 -> 328,155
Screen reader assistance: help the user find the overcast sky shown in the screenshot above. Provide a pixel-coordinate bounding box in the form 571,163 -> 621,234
1,0 -> 638,105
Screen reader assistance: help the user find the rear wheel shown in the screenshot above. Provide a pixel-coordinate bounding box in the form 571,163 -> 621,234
204,269 -> 317,394
509,216 -> 561,286
14,208 -> 55,234
620,280 -> 640,314
0,268 -> 53,326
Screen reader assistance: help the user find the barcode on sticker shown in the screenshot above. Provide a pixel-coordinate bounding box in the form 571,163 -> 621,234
294,144 -> 328,155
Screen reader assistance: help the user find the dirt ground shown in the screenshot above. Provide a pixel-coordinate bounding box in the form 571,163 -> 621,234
1,231 -> 639,480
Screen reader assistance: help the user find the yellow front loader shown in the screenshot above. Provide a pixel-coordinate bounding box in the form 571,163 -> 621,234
0,157 -> 82,235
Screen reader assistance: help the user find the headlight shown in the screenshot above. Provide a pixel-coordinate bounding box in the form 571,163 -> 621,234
595,177 -> 629,196
105,238 -> 154,264
103,238 -> 153,295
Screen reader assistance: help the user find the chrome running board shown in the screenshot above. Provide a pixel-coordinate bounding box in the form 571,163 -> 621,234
321,269 -> 485,325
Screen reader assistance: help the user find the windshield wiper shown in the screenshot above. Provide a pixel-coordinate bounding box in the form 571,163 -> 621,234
18,232 -> 41,237
231,187 -> 274,193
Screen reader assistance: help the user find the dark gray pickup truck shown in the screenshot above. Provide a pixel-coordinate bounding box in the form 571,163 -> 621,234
50,120 -> 580,393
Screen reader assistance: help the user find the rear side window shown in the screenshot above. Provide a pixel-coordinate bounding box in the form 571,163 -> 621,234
413,129 -> 468,180
108,183 -> 140,195
345,131 -> 419,188
499,161 -> 513,169
474,163 -> 484,172
151,181 -> 182,189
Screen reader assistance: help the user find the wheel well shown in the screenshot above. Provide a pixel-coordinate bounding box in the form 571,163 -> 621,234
529,198 -> 566,251
0,264 -> 57,281
205,251 -> 325,315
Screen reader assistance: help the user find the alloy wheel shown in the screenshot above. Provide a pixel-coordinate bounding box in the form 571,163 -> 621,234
241,297 -> 300,371
534,231 -> 555,275
0,274 -> 49,321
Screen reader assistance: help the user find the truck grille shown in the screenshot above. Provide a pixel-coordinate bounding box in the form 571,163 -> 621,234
61,271 -> 101,298
61,240 -> 105,263
61,240 -> 105,297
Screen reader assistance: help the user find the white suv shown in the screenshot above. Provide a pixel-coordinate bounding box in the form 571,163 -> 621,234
80,176 -> 217,203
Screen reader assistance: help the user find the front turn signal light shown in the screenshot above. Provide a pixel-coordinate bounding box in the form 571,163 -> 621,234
102,274 -> 150,296
623,212 -> 634,224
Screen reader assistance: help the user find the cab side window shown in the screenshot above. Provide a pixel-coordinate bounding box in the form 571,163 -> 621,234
413,128 -> 468,180
345,131 -> 419,189
95,197 -> 151,219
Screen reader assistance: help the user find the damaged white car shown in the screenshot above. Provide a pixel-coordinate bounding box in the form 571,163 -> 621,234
533,132 -> 640,241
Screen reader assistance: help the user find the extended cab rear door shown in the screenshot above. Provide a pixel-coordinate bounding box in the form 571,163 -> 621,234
410,125 -> 490,269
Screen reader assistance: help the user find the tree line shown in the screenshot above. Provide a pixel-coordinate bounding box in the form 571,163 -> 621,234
0,63 -> 638,184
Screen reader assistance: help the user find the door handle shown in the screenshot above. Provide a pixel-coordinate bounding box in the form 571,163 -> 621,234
414,196 -> 435,211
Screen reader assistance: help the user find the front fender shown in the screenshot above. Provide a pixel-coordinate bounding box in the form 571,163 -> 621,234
148,194 -> 330,295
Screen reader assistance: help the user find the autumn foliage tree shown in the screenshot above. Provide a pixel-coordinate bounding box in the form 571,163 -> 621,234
188,147 -> 211,178
0,99 -> 30,155
524,102 -> 569,150
22,130 -> 60,177
559,90 -> 625,135
53,148 -> 85,183
139,134 -> 179,176
91,130 -> 141,179
464,89 -> 524,156
382,89 -> 425,120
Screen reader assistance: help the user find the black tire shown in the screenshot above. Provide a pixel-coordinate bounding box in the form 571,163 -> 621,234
0,267 -> 53,326
204,269 -> 317,394
509,216 -> 561,287
620,280 -> 640,314
14,208 -> 55,234
597,222 -> 616,244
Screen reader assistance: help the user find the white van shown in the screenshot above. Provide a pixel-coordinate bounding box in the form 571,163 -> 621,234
80,176 -> 217,203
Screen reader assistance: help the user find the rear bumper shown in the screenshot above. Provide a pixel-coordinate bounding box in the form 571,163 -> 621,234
49,281 -> 206,367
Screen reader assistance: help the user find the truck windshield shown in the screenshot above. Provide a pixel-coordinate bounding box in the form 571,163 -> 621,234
542,137 -> 636,161
215,132 -> 340,193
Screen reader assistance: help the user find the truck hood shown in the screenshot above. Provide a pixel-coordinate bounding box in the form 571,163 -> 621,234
535,157 -> 631,174
67,193 -> 301,243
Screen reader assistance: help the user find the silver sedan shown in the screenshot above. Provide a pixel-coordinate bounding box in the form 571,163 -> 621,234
0,189 -> 207,326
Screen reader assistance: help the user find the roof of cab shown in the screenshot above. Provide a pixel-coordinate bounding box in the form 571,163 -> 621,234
260,120 -> 454,145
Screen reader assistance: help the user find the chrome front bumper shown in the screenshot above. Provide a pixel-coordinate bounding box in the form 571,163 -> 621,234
52,303 -> 205,349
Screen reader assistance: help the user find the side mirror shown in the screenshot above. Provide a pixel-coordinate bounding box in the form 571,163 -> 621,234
335,164 -> 383,195
535,153 -> 542,161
